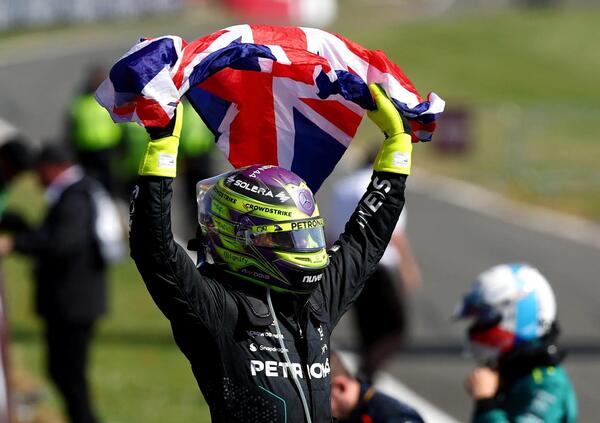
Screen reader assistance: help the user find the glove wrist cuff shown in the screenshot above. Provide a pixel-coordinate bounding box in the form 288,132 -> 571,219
138,135 -> 179,177
373,133 -> 412,175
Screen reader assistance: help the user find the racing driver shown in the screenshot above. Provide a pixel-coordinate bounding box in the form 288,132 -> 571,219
129,84 -> 414,422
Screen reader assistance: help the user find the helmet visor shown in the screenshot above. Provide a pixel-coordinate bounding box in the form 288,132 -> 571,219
196,170 -> 237,224
246,218 -> 326,252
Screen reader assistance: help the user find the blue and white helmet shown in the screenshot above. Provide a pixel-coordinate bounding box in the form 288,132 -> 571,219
453,263 -> 557,365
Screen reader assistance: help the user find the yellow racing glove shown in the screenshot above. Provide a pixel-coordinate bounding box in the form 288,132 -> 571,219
138,102 -> 184,177
367,83 -> 412,175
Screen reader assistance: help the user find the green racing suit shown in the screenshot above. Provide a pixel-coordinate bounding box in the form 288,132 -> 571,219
474,353 -> 577,423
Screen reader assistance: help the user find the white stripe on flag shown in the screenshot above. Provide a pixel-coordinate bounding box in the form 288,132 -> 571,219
141,66 -> 180,120
216,103 -> 239,159
266,45 -> 291,65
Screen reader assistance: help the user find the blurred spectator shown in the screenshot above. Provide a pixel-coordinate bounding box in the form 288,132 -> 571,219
454,264 -> 577,422
324,149 -> 422,380
0,135 -> 33,423
434,106 -> 473,155
66,65 -> 122,195
330,351 -> 424,423
178,100 -> 218,225
0,136 -> 34,224
116,122 -> 147,201
0,144 -> 108,423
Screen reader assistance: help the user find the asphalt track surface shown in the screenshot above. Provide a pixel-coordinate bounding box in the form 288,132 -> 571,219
1,22 -> 599,423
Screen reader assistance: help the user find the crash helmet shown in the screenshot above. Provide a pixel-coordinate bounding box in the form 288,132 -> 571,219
196,165 -> 328,294
453,263 -> 557,365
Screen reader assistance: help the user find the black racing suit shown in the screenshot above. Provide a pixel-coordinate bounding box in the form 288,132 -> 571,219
129,171 -> 406,423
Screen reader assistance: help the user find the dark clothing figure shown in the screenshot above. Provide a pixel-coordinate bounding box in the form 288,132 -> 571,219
76,148 -> 117,197
0,136 -> 33,423
473,330 -> 577,423
129,172 -> 406,423
0,136 -> 34,219
326,169 -> 421,379
14,171 -> 106,423
354,266 -> 406,379
46,321 -> 97,423
342,383 -> 424,423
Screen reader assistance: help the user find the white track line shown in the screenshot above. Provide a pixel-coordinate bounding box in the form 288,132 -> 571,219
410,168 -> 600,251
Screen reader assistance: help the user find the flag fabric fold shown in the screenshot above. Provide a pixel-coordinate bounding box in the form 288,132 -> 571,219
96,24 -> 445,191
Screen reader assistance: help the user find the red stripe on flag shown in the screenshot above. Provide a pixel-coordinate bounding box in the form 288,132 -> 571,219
271,61 -> 316,84
136,98 -> 171,127
198,69 -> 238,103
410,120 -> 437,142
271,48 -> 331,84
202,69 -> 278,166
250,25 -> 307,51
112,102 -> 136,117
300,98 -> 362,138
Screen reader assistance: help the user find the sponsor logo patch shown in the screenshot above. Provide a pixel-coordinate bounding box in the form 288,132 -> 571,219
302,274 -> 323,284
357,176 -> 392,229
248,165 -> 273,178
158,153 -> 176,169
243,203 -> 292,217
275,191 -> 291,203
233,179 -> 274,198
250,358 -> 330,379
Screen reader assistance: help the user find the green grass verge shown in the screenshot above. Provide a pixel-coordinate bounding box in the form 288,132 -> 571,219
332,6 -> 600,220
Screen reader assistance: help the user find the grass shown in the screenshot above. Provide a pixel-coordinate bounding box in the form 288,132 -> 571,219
3,176 -> 211,423
332,6 -> 600,220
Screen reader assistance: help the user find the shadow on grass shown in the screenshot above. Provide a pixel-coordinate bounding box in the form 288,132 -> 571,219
11,325 -> 174,347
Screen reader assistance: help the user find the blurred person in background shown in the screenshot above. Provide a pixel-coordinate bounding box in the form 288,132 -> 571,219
0,135 -> 34,228
0,144 -> 109,423
330,350 -> 424,423
454,263 -> 577,423
324,148 -> 422,380
116,122 -> 148,201
0,135 -> 33,423
66,65 -> 122,196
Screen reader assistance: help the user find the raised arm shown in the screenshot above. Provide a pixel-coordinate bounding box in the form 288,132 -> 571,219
321,84 -> 413,326
129,104 -> 225,331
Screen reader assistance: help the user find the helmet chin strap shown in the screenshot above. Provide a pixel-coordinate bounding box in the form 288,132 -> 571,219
266,288 -> 312,423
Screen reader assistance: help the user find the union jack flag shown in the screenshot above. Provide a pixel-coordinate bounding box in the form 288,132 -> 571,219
96,24 -> 445,191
